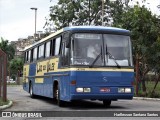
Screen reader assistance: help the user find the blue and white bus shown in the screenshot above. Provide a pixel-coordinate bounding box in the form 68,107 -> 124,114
23,26 -> 134,107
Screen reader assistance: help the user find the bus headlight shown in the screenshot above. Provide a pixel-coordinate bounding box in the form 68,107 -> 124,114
76,88 -> 83,92
84,88 -> 91,92
76,88 -> 91,92
118,88 -> 131,93
118,88 -> 125,93
125,88 -> 131,93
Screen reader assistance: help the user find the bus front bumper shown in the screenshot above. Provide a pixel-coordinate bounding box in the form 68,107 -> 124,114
70,93 -> 133,100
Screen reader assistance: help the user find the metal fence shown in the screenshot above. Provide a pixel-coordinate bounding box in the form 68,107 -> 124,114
0,49 -> 7,102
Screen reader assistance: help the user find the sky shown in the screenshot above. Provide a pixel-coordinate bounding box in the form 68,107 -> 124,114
0,0 -> 160,42
0,0 -> 57,41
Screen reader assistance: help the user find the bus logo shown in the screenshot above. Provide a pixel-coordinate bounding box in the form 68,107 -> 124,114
103,77 -> 108,82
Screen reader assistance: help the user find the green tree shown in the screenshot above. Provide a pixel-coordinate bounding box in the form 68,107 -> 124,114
0,37 -> 15,61
109,0 -> 130,27
10,57 -> 24,84
145,35 -> 160,96
112,4 -> 159,95
44,0 -> 112,30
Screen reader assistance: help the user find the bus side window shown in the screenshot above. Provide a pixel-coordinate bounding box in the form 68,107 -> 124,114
28,50 -> 31,63
45,41 -> 51,58
54,37 -> 61,55
25,51 -> 28,63
33,47 -> 37,61
51,39 -> 55,56
38,44 -> 44,59
30,48 -> 34,62
61,42 -> 69,66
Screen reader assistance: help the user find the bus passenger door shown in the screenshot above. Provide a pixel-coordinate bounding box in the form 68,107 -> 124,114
60,74 -> 70,101
60,42 -> 70,101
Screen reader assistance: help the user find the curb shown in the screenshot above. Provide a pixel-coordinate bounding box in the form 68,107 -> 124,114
0,100 -> 13,110
133,97 -> 160,101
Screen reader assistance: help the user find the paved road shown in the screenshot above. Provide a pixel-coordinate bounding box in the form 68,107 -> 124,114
1,86 -> 160,120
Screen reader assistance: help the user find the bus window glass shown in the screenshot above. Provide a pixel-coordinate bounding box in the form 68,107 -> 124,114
55,37 -> 61,55
28,50 -> 31,62
25,51 -> 28,63
71,33 -> 103,66
33,47 -> 37,61
63,42 -> 69,66
45,41 -> 51,58
104,34 -> 133,66
38,44 -> 44,59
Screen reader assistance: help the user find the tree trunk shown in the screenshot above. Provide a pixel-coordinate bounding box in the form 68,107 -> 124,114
17,70 -> 20,85
151,74 -> 160,95
141,78 -> 146,92
141,68 -> 149,93
135,55 -> 139,96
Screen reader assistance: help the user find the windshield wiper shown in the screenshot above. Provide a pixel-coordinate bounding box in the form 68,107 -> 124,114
89,46 -> 102,68
89,53 -> 102,68
106,51 -> 121,68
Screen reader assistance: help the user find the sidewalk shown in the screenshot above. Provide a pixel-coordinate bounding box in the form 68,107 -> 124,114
133,97 -> 160,101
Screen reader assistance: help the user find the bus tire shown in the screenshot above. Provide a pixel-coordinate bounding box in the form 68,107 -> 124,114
103,100 -> 111,107
29,82 -> 35,98
55,85 -> 65,107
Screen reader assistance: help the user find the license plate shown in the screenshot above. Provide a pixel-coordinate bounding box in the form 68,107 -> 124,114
100,88 -> 110,92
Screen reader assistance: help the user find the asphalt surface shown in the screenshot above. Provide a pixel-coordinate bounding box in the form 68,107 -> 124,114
0,86 -> 160,120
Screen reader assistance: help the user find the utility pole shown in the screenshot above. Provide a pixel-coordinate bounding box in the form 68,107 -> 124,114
89,0 -> 91,25
102,0 -> 105,26
30,7 -> 38,41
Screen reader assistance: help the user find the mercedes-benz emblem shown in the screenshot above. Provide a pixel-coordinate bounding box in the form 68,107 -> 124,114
103,77 -> 108,82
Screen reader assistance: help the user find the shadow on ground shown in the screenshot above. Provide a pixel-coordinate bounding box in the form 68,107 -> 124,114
29,95 -> 126,110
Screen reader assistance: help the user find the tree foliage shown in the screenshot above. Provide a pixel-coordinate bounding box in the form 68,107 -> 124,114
10,57 -> 24,81
113,5 -> 159,63
112,2 -> 160,94
44,0 -> 113,30
0,37 -> 15,61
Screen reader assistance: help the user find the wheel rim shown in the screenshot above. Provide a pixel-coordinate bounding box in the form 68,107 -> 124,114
56,89 -> 58,100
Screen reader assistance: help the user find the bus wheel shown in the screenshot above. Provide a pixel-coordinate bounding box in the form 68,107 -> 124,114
55,85 -> 65,107
103,100 -> 111,107
29,83 -> 35,98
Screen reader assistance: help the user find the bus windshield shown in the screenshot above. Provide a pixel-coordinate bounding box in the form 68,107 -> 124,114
70,33 -> 133,67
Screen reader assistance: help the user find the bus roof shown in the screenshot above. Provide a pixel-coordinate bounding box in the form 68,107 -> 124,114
24,26 -> 129,51
64,26 -> 129,33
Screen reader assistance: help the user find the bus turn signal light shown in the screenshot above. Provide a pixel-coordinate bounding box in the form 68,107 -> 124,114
70,80 -> 76,85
